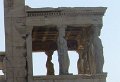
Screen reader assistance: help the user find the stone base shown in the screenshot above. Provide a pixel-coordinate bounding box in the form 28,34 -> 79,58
34,73 -> 107,82
0,73 -> 107,82
0,75 -> 5,82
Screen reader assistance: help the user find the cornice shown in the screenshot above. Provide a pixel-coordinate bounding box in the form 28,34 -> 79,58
26,7 -> 107,17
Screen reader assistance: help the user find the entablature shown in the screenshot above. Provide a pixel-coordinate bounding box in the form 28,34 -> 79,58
26,7 -> 107,28
26,7 -> 107,17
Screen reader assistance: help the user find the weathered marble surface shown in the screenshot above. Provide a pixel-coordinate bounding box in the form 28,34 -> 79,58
45,50 -> 54,75
4,0 -> 107,82
0,52 -> 5,70
57,27 -> 70,75
0,75 -> 6,82
34,73 -> 107,82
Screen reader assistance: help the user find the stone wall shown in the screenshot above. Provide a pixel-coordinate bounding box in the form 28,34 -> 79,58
34,73 -> 107,82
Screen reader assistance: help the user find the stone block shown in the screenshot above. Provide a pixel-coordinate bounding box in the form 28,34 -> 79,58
0,75 -> 5,82
0,62 -> 3,70
5,56 -> 26,68
5,46 -> 13,57
93,79 -> 100,82
6,68 -> 14,78
16,77 -> 26,82
14,67 -> 27,77
99,79 -> 106,82
6,78 -> 13,82
0,79 -> 6,82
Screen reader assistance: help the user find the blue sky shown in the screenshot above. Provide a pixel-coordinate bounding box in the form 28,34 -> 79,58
0,0 -> 120,82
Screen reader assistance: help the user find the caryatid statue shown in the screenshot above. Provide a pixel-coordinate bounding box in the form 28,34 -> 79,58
57,26 -> 70,75
93,26 -> 104,73
45,50 -> 55,75
76,26 -> 104,74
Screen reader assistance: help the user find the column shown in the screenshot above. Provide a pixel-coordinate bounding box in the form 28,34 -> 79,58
76,27 -> 97,74
57,25 -> 70,75
4,0 -> 27,82
26,32 -> 33,82
76,49 -> 84,74
93,25 -> 104,73
76,39 -> 85,74
45,50 -> 54,75
84,27 -> 96,74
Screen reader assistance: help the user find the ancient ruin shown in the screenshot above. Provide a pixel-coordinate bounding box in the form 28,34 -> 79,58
0,0 -> 107,82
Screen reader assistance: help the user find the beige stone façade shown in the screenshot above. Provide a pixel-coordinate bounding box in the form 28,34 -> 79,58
0,0 -> 107,82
